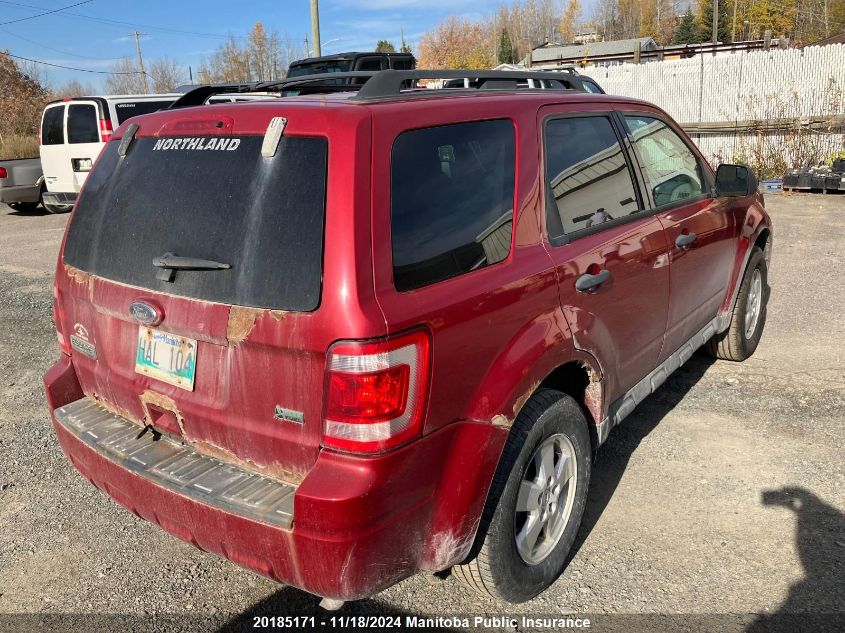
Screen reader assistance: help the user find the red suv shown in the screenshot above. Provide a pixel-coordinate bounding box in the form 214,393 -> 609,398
44,70 -> 771,604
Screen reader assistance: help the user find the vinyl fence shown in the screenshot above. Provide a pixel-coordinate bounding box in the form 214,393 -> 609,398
589,44 -> 845,176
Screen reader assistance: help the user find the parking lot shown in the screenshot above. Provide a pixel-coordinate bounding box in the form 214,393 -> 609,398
0,194 -> 843,632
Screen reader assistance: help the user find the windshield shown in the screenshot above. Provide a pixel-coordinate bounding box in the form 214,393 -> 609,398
64,135 -> 328,311
287,60 -> 352,77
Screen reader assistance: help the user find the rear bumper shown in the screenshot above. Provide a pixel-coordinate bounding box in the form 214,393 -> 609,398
42,191 -> 77,206
45,355 -> 506,600
0,184 -> 40,204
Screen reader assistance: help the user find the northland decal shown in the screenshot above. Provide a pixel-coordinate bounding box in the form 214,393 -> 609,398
152,137 -> 241,151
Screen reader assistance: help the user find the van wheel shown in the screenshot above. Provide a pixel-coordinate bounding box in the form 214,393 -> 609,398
706,246 -> 768,361
42,201 -> 71,214
9,201 -> 39,213
453,389 -> 591,603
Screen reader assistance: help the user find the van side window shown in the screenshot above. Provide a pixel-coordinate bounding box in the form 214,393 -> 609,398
624,115 -> 704,207
357,57 -> 383,71
544,116 -> 640,239
67,104 -> 99,144
41,106 -> 65,145
391,120 -> 515,291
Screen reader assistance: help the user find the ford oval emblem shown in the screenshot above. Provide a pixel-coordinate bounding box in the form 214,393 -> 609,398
129,301 -> 161,326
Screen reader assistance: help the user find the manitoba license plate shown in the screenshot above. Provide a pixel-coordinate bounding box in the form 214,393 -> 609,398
135,326 -> 197,391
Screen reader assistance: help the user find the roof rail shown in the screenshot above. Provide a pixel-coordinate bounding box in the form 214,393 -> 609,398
169,73 -> 379,109
350,69 -> 581,100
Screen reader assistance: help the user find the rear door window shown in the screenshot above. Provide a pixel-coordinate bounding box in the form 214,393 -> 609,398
67,104 -> 99,144
114,100 -> 175,125
544,115 -> 641,240
391,119 -> 515,291
41,106 -> 65,145
63,135 -> 328,311
624,115 -> 705,207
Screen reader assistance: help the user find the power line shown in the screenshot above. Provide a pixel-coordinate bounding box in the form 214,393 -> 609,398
0,0 -> 92,26
3,51 -> 142,74
0,25 -> 122,60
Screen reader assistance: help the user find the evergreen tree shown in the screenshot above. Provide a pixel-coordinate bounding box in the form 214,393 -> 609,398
672,9 -> 704,44
697,0 -> 732,43
498,29 -> 516,64
375,40 -> 397,53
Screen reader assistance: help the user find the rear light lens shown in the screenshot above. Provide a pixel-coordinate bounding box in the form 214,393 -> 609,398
53,283 -> 71,355
323,330 -> 431,454
0,167 -> 7,179
99,118 -> 113,143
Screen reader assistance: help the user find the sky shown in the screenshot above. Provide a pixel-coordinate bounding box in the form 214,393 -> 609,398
0,0 -> 597,89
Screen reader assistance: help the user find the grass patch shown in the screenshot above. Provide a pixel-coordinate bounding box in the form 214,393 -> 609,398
0,135 -> 39,160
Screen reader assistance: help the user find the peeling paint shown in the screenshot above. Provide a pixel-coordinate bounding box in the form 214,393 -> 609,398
268,310 -> 288,321
491,414 -> 511,427
90,392 -> 136,424
226,306 -> 263,344
63,263 -> 90,285
139,389 -> 186,436
513,380 -> 541,419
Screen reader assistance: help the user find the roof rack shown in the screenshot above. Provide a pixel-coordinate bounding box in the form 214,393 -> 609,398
350,69 -> 582,100
169,72 -> 379,109
169,68 -> 586,109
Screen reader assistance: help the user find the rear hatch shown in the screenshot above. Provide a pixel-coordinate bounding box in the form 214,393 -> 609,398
57,105 -> 340,481
40,100 -> 105,193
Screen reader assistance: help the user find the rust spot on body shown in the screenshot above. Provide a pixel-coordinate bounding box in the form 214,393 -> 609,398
268,310 -> 288,321
227,306 -> 263,344
64,263 -> 90,285
139,389 -> 186,436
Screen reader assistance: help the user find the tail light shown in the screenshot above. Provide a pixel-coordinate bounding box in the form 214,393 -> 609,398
0,167 -> 7,179
99,118 -> 113,143
53,282 -> 71,355
323,330 -> 431,454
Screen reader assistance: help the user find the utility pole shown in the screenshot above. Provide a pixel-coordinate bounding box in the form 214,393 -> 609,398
711,0 -> 719,45
310,0 -> 321,57
732,0 -> 738,43
132,31 -> 148,94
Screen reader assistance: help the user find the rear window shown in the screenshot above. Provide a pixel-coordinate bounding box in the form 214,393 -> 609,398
114,100 -> 175,125
41,106 -> 64,145
63,135 -> 328,311
391,120 -> 515,291
67,104 -> 99,144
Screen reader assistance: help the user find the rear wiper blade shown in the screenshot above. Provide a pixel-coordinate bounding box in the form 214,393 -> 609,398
153,252 -> 230,282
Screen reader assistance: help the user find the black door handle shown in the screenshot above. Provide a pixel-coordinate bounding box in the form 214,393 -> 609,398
675,232 -> 697,249
575,268 -> 610,292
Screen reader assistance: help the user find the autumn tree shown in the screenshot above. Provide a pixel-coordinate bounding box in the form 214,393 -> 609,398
376,40 -> 396,53
0,52 -> 51,158
149,58 -> 186,92
560,0 -> 582,42
199,22 -> 304,83
104,57 -> 145,94
53,79 -> 96,98
418,16 -> 492,69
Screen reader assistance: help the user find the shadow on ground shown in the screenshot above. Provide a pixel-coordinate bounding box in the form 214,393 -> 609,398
216,585 -> 461,632
571,350 -> 716,557
746,487 -> 845,633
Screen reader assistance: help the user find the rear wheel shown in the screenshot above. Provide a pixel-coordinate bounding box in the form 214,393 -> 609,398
707,246 -> 768,361
42,200 -> 72,214
453,389 -> 591,603
8,201 -> 39,213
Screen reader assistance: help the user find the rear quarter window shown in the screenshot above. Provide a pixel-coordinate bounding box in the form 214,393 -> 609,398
114,100 -> 175,125
390,119 -> 515,291
41,106 -> 64,145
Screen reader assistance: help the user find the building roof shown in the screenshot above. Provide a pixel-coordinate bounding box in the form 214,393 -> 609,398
804,32 -> 845,47
532,37 -> 657,62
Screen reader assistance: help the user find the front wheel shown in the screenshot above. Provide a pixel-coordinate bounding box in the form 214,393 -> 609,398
453,389 -> 591,603
707,246 -> 768,361
42,200 -> 72,214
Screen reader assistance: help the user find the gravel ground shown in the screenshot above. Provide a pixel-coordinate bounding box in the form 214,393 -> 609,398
0,194 -> 843,633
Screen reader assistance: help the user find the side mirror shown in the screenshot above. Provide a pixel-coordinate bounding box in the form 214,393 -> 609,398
715,163 -> 758,197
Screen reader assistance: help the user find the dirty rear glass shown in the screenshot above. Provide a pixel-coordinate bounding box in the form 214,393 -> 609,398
63,135 -> 328,311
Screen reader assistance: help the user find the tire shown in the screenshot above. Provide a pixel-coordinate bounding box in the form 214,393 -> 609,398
42,201 -> 72,214
453,389 -> 591,603
706,246 -> 768,361
8,201 -> 40,213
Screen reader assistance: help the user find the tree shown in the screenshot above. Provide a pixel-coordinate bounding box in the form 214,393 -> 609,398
697,0 -> 732,42
418,16 -> 492,69
199,21 -> 303,83
498,29 -> 516,64
400,41 -> 413,54
560,0 -> 582,42
0,51 -> 51,157
104,57 -> 144,95
53,79 -> 96,98
148,58 -> 185,92
673,8 -> 704,43
376,40 -> 396,53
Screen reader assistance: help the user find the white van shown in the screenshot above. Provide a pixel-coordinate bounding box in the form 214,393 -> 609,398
39,95 -> 179,213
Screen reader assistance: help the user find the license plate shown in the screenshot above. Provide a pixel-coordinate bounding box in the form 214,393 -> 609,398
135,326 -> 197,391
